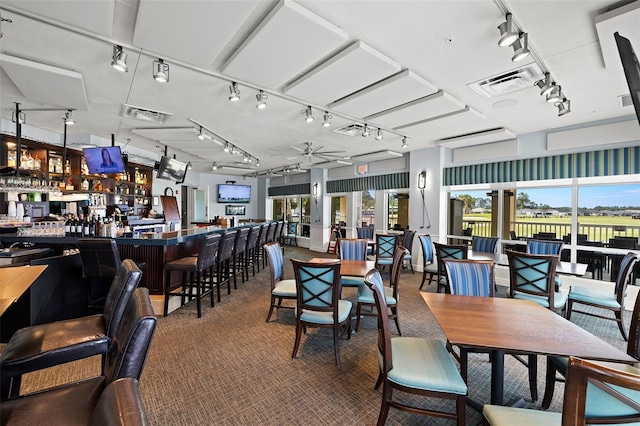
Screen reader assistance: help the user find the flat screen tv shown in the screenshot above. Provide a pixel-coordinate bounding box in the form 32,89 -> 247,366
218,184 -> 251,203
615,32 -> 640,125
156,156 -> 189,184
83,146 -> 125,174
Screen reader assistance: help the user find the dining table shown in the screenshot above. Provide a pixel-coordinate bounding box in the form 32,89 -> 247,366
421,292 -> 636,406
309,258 -> 376,277
0,264 -> 48,316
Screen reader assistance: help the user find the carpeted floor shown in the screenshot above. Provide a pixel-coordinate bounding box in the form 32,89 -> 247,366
12,246 -> 632,425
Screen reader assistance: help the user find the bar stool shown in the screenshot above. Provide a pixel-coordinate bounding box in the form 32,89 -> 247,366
163,233 -> 220,318
216,231 -> 236,297
232,228 -> 249,287
245,226 -> 261,277
256,224 -> 269,271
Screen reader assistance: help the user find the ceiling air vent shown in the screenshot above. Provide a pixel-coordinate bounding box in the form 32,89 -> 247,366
468,63 -> 543,99
333,122 -> 365,136
618,94 -> 633,108
122,104 -> 173,124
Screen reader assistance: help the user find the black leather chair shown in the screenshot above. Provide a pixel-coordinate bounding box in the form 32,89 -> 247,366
216,231 -> 236,297
245,226 -> 261,277
0,287 -> 156,424
232,227 -> 250,286
1,259 -> 142,399
256,224 -> 269,271
163,233 -> 220,318
77,238 -> 121,312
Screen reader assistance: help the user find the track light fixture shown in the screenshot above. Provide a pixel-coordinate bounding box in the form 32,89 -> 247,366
111,45 -> 128,72
302,106 -> 314,123
197,127 -> 206,140
256,159 -> 260,167
228,82 -> 240,102
361,124 -> 370,137
546,85 -> 563,103
64,110 -> 75,125
212,162 -> 218,171
256,90 -> 268,109
401,137 -> 408,149
243,153 -> 249,163
511,33 -> 530,61
322,112 -> 332,127
534,73 -> 556,97
375,128 -> 383,140
153,59 -> 169,82
556,98 -> 571,117
223,142 -> 231,153
497,13 -> 519,47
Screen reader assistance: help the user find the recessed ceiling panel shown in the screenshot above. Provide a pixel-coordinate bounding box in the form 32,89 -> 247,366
221,0 -> 349,89
437,128 -> 516,148
133,0 -> 260,68
330,69 -> 438,118
365,91 -> 464,129
0,54 -> 88,110
396,107 -> 485,138
352,150 -> 403,162
2,0 -> 115,37
283,41 -> 401,106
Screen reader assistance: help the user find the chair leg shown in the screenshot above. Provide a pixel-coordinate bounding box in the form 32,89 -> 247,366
459,347 -> 468,383
615,309 -> 628,341
528,354 -> 538,401
355,303 -> 363,332
565,299 -> 573,320
456,394 -> 466,426
542,357 -> 558,409
266,295 -> 276,322
391,306 -> 401,336
195,271 -> 202,318
419,270 -> 427,290
377,384 -> 391,426
333,324 -> 341,366
292,322 -> 303,359
374,371 -> 383,390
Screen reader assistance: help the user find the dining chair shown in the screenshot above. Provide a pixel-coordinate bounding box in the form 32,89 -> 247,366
355,245 -> 406,334
290,259 -> 351,366
527,239 -> 564,288
338,238 -> 368,288
433,242 -> 468,294
232,227 -> 250,286
357,226 -> 375,255
542,280 -> 640,409
285,222 -> 298,246
264,242 -> 296,322
566,252 -> 639,340
1,259 -> 142,399
472,236 -> 499,253
485,357 -> 640,425
363,268 -> 467,426
1,287 -> 156,423
401,229 -> 416,273
373,234 -> 398,271
418,234 -> 438,290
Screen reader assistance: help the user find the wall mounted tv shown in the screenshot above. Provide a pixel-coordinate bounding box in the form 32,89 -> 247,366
156,156 -> 189,184
83,146 -> 125,174
615,32 -> 640,125
218,184 -> 251,203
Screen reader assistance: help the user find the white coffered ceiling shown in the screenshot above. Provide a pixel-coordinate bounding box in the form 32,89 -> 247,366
0,0 -> 638,176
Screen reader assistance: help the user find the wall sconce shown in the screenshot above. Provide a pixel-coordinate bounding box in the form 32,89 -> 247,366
313,182 -> 319,201
418,171 -> 427,190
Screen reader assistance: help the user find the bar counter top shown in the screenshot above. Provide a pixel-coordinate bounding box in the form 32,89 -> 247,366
0,222 -> 268,247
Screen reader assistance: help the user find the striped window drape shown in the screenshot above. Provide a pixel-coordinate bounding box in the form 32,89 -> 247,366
443,146 -> 639,186
268,183 -> 310,197
326,172 -> 409,193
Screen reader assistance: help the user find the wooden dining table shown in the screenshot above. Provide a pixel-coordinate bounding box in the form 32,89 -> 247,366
422,292 -> 636,406
0,265 -> 48,316
309,258 -> 376,277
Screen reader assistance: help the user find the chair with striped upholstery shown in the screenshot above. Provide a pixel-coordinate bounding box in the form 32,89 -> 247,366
339,238 -> 368,288
364,268 -> 467,425
355,245 -> 406,334
357,227 -> 375,255
418,235 -> 438,290
472,236 -> 499,254
401,230 -> 416,273
485,357 -> 640,426
290,259 -> 351,366
264,242 -> 296,322
374,234 -> 398,271
433,243 -> 468,294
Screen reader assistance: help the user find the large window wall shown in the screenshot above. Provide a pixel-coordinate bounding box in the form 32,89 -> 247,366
271,195 -> 311,237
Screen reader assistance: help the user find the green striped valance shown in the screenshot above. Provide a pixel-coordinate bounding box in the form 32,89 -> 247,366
268,183 -> 310,197
443,146 -> 639,186
327,172 -> 409,193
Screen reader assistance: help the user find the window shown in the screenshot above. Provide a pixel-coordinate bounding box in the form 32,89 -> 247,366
387,191 -> 409,231
272,199 -> 284,221
361,190 -> 375,227
271,196 -> 312,237
331,196 -> 346,225
450,190 -> 494,239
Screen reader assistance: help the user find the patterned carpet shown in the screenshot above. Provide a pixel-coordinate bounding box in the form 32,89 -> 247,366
12,246 -> 631,425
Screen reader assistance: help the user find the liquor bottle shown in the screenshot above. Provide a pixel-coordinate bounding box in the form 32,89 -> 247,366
83,217 -> 90,237
65,215 -> 71,236
34,155 -> 42,171
89,215 -> 97,237
64,160 -> 72,175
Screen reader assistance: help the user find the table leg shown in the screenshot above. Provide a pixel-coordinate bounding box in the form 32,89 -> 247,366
491,349 -> 505,405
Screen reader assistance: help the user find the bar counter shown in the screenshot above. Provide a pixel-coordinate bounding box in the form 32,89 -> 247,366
0,222 -> 269,295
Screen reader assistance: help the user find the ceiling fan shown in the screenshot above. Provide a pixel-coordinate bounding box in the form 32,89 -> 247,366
272,142 -> 346,163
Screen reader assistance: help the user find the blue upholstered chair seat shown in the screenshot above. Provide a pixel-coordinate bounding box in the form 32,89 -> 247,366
358,285 -> 396,305
403,253 -> 411,260
514,290 -> 567,309
299,300 -> 352,325
555,277 -> 563,288
341,276 -> 365,287
425,263 -> 438,273
378,338 -> 467,394
377,258 -> 393,265
484,404 -> 561,425
272,279 -> 297,297
568,285 -> 621,309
